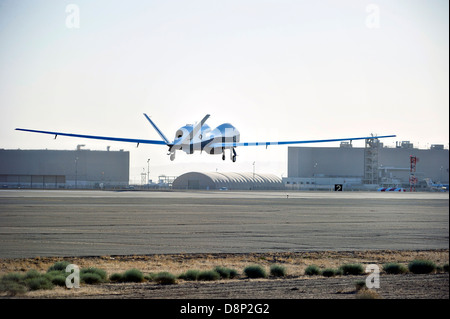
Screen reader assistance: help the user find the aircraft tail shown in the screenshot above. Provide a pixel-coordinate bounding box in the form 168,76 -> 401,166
143,113 -> 170,145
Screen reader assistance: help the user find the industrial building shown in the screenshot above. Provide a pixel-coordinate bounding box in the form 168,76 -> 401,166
172,172 -> 284,190
284,140 -> 449,191
0,148 -> 129,189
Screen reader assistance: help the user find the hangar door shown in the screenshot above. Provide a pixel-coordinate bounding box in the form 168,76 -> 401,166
187,179 -> 200,190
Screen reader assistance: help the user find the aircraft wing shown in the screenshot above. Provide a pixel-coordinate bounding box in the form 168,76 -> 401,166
15,128 -> 168,145
209,135 -> 396,148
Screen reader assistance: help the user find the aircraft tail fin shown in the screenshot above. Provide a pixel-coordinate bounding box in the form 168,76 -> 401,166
143,113 -> 170,145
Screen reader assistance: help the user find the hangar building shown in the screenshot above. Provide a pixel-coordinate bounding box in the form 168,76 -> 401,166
284,140 -> 448,190
172,172 -> 284,190
0,148 -> 129,189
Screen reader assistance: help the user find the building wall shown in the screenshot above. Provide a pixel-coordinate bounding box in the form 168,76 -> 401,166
288,146 -> 449,185
0,149 -> 129,188
288,147 -> 364,178
379,148 -> 449,183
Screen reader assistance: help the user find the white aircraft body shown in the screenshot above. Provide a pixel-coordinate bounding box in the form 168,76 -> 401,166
16,113 -> 396,162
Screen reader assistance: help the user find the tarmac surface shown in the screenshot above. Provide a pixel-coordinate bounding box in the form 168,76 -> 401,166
0,190 -> 448,259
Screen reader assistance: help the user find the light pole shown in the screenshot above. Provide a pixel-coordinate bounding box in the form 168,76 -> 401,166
141,168 -> 146,186
75,157 -> 79,189
147,158 -> 150,189
252,161 -> 255,190
313,162 -> 317,191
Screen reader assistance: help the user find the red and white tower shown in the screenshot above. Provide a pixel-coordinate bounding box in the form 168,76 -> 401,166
409,155 -> 418,192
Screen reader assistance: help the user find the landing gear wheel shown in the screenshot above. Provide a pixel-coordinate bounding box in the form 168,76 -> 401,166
232,155 -> 236,162
170,153 -> 176,161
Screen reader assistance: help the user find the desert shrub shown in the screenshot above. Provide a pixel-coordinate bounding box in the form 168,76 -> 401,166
244,265 -> 267,279
408,260 -> 436,274
0,273 -> 27,295
23,269 -> 42,280
1,273 -> 24,283
1,271 -> 58,293
383,263 -> 408,274
443,264 -> 449,272
340,263 -> 364,276
109,273 -> 124,282
122,269 -> 144,283
0,280 -> 27,296
213,267 -> 229,279
109,269 -> 145,283
46,270 -> 68,280
270,265 -> 286,277
47,261 -> 71,272
79,267 -> 108,284
212,267 -> 231,279
26,276 -> 54,291
304,265 -> 321,276
228,268 -> 239,279
198,270 -> 220,281
355,280 -> 366,291
178,270 -> 200,281
154,272 -> 177,285
50,275 -> 67,287
81,273 -> 103,284
81,268 -> 107,281
213,267 -> 239,279
322,268 -> 338,277
145,273 -> 157,281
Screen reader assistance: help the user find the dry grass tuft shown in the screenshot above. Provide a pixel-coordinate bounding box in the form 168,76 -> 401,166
356,289 -> 382,299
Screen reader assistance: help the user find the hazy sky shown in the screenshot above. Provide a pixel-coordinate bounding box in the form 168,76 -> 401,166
1,0 -> 448,183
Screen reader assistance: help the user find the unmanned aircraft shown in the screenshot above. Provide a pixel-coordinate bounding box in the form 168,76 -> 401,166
16,114 -> 396,162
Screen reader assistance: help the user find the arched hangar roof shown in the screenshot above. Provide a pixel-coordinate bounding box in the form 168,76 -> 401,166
172,172 -> 284,190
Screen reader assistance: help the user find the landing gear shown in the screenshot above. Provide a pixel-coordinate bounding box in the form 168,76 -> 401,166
231,148 -> 237,162
169,151 -> 176,161
222,148 -> 237,162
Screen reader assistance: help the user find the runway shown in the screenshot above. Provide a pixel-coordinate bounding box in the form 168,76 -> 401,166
0,190 -> 448,258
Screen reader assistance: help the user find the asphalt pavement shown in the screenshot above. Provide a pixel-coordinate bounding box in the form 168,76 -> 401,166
0,190 -> 448,258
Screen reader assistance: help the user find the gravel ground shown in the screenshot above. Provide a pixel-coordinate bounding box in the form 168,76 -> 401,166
33,273 -> 446,299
